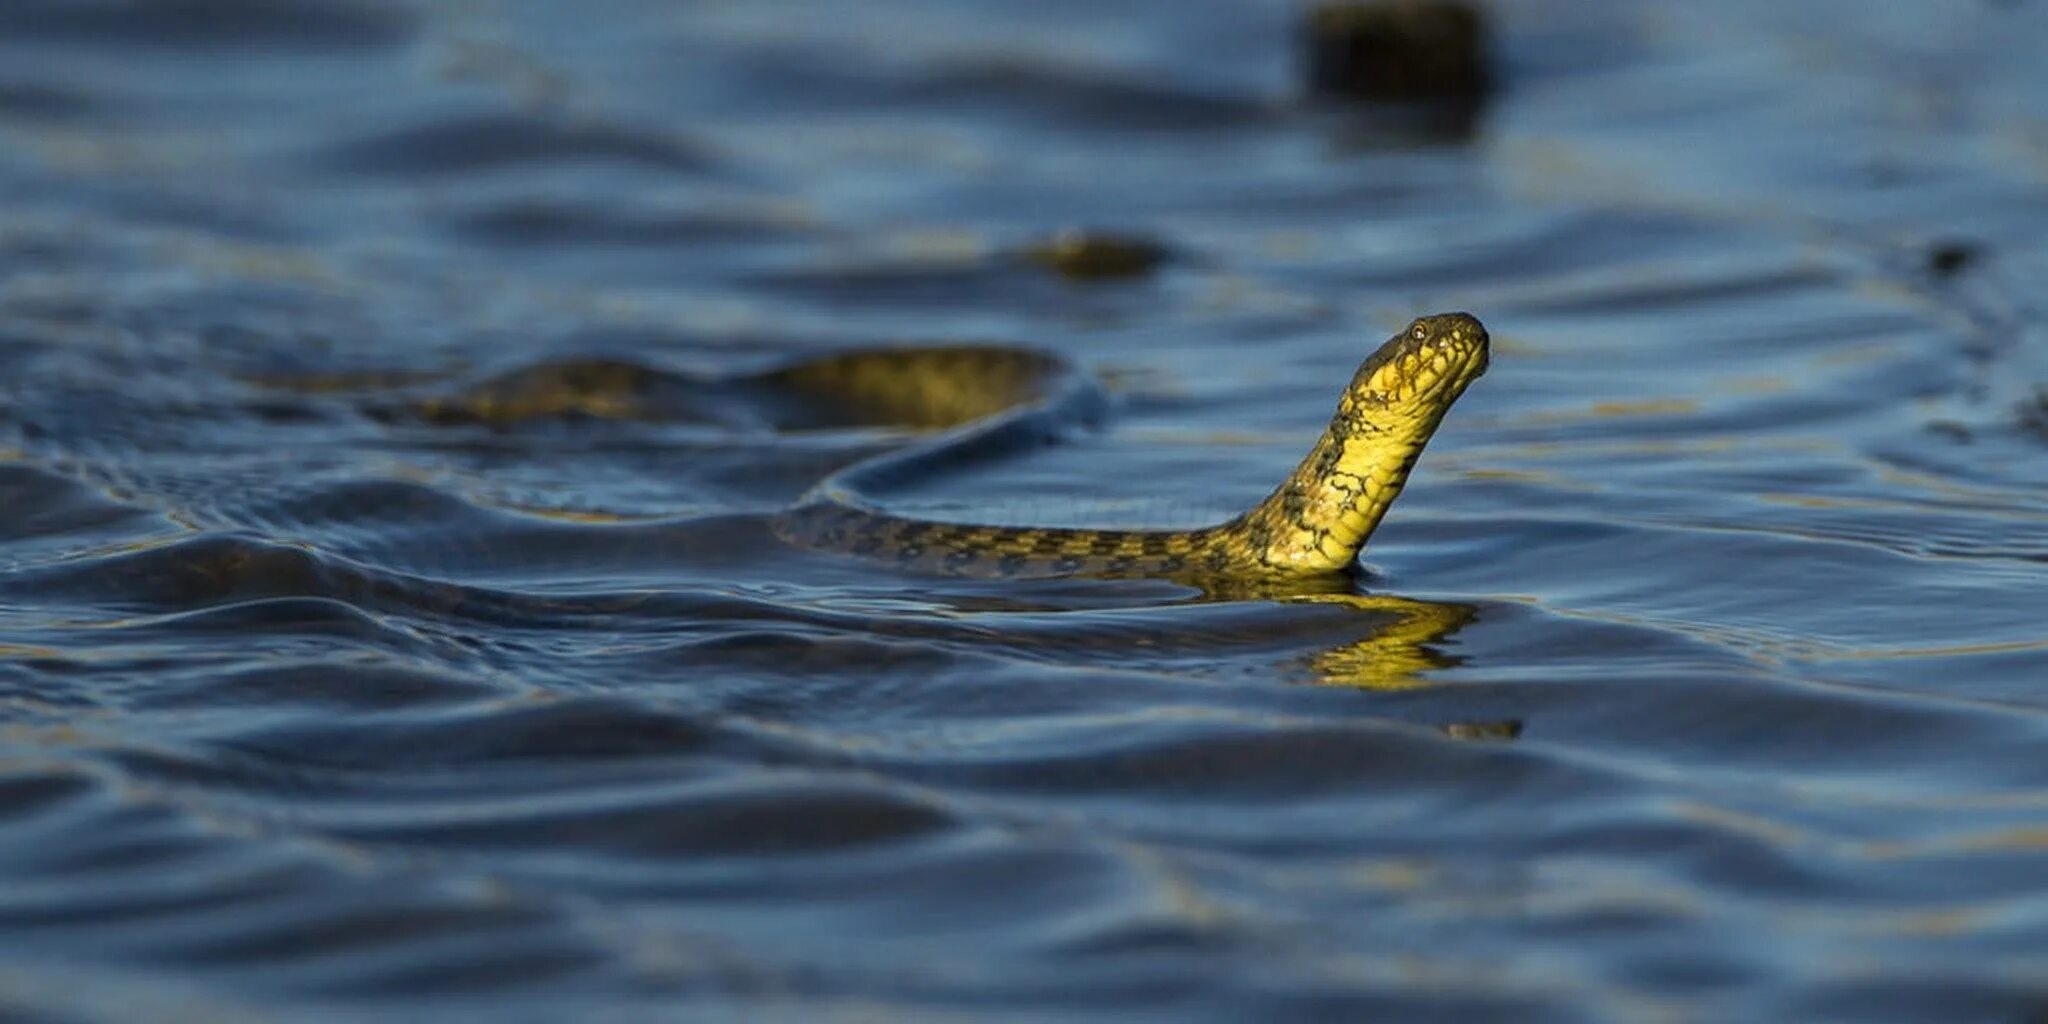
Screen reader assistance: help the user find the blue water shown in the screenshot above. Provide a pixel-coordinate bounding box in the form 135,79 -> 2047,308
2,1 -> 2046,1020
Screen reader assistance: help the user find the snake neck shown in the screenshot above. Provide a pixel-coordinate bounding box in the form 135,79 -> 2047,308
1226,403 -> 1449,572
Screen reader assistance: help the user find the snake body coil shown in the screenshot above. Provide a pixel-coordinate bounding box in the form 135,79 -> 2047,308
773,312 -> 1490,578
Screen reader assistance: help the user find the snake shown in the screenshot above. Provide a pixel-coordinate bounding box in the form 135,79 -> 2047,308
770,312 -> 1490,579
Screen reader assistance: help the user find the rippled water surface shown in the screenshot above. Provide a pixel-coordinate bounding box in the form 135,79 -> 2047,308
4,1 -> 2048,1020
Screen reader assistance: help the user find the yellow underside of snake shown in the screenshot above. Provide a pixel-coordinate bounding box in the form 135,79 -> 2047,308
772,312 -> 1490,579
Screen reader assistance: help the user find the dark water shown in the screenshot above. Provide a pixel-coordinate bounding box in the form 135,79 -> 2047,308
3,1 -> 2047,1020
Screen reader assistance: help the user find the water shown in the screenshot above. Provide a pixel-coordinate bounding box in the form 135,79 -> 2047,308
2,1 -> 2046,1020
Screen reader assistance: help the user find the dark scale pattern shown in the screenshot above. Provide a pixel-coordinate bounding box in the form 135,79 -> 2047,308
771,314 -> 1489,579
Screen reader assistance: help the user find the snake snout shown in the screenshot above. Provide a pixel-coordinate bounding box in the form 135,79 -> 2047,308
1359,311 -> 1491,402
1413,311 -> 1488,366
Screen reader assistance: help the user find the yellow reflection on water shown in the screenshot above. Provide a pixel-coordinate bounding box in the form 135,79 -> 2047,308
1177,573 -> 1479,692
1287,592 -> 1478,691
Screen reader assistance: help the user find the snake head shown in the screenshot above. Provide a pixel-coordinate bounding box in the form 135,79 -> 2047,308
1349,312 -> 1490,411
1237,311 -> 1491,572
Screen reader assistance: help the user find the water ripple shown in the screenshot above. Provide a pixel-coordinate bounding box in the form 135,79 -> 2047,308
2,0 -> 2047,1019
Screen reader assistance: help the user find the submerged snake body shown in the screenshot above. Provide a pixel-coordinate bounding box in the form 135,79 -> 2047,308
773,313 -> 1490,578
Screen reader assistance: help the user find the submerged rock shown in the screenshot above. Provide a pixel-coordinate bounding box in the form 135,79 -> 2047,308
1021,228 -> 1170,281
381,359 -> 692,427
1302,0 -> 1492,102
2022,387 -> 2048,440
1440,719 -> 1523,741
1925,240 -> 1981,278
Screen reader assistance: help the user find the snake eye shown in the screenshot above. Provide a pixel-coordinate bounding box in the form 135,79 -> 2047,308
1410,323 -> 1427,340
